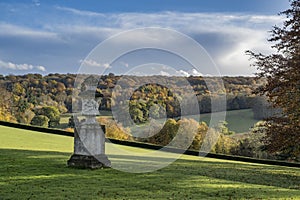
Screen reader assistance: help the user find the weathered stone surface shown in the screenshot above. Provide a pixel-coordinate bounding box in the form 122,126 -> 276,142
73,124 -> 105,155
81,99 -> 99,116
67,121 -> 111,169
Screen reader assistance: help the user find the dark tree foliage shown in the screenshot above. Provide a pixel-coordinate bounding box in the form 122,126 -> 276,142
247,0 -> 300,159
31,115 -> 49,127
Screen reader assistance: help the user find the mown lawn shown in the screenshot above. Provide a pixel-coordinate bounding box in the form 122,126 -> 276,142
199,109 -> 259,133
0,125 -> 299,199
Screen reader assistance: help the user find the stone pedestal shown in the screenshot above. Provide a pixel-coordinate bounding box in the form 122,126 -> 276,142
67,123 -> 111,169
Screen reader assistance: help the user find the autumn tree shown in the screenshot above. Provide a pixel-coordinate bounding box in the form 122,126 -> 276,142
0,86 -> 16,122
247,0 -> 300,160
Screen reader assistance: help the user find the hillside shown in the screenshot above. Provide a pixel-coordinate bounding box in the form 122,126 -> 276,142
0,74 -> 262,124
0,125 -> 299,199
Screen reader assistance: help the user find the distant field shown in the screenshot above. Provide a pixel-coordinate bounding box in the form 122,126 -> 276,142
0,125 -> 299,199
199,109 -> 259,133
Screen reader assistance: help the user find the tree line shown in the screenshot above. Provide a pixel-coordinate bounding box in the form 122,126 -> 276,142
0,73 -> 265,125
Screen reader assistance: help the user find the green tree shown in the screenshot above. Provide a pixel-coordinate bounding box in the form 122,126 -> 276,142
247,0 -> 300,160
233,121 -> 269,159
37,106 -> 60,128
130,107 -> 144,123
31,115 -> 49,127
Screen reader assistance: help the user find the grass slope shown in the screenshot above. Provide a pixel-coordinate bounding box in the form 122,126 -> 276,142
0,125 -> 299,199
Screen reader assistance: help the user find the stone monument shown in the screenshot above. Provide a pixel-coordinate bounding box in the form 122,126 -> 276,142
67,76 -> 111,169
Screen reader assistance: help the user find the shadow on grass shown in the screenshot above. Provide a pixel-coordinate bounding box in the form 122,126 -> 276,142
0,149 -> 299,199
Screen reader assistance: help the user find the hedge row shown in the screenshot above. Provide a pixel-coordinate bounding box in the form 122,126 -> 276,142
0,120 -> 73,137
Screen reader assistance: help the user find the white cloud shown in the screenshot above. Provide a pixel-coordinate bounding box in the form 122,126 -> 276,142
189,69 -> 203,76
159,71 -> 170,76
177,70 -> 189,77
0,23 -> 58,39
157,69 -> 203,77
80,59 -> 111,69
59,11 -> 282,75
36,65 -> 46,72
175,69 -> 203,77
55,6 -> 105,17
248,15 -> 283,23
0,59 -> 46,71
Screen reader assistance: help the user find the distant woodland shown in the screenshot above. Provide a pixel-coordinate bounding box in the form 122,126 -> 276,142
0,73 -> 267,124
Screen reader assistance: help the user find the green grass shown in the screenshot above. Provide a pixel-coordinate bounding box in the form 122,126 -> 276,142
56,114 -> 70,129
199,109 -> 259,133
1,125 -> 299,199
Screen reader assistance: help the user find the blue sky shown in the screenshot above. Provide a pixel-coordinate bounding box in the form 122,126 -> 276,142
0,0 -> 290,76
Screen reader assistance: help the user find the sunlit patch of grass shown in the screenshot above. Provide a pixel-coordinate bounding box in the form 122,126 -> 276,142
0,125 -> 73,152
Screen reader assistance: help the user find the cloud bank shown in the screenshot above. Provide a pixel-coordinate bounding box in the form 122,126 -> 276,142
0,5 -> 285,75
0,59 -> 46,72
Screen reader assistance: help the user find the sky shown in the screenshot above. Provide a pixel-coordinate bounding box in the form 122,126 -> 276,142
0,0 -> 291,76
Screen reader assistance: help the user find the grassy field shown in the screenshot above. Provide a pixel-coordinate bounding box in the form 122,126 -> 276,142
199,109 -> 259,133
1,125 -> 299,199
